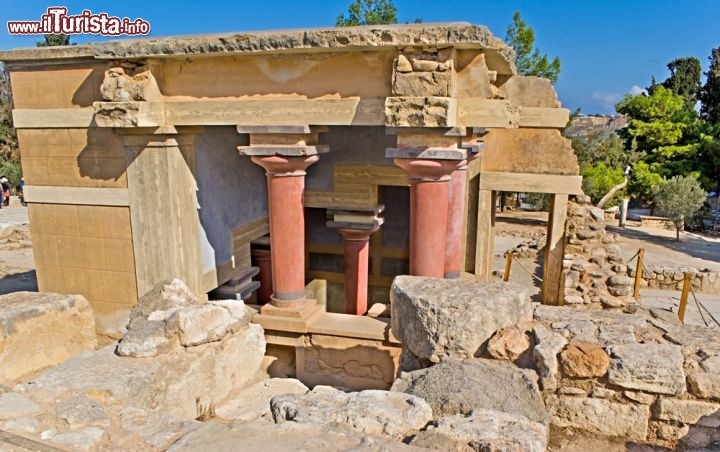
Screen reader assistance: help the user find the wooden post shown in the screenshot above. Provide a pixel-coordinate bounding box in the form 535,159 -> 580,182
503,253 -> 512,282
474,189 -> 495,280
633,248 -> 645,301
678,272 -> 693,322
541,193 -> 569,305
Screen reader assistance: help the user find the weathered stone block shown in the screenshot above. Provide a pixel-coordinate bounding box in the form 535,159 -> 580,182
688,372 -> 720,400
411,409 -> 547,452
498,75 -> 559,107
559,342 -> 609,378
607,344 -> 685,395
392,71 -> 452,96
271,385 -> 432,439
548,395 -> 650,441
390,276 -> 532,363
384,97 -> 456,128
391,358 -> 547,424
652,398 -> 720,425
0,292 -> 97,384
533,326 -> 567,391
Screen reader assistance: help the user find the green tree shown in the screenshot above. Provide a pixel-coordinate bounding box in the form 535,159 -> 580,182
36,34 -> 72,47
662,57 -> 702,111
652,176 -> 707,241
0,65 -> 20,187
336,0 -> 397,26
504,11 -> 561,84
581,162 -> 625,206
700,48 -> 720,125
616,85 -> 707,199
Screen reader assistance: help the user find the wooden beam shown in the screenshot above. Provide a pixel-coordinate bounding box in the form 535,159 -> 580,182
333,165 -> 408,187
166,98 -> 386,127
13,108 -> 94,128
457,99 -> 512,128
541,193 -> 568,306
518,107 -> 570,128
474,189 -> 495,280
479,171 -> 582,195
24,186 -> 129,206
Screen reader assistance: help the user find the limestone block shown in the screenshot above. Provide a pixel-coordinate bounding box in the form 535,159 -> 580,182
216,378 -> 309,422
0,392 -> 42,420
117,279 -> 253,357
390,276 -> 532,363
270,385 -> 433,439
167,420 -> 421,452
0,292 -> 97,384
47,427 -> 107,451
384,97 -> 456,128
20,323 -> 266,421
533,326 -> 568,391
55,395 -> 111,429
534,305 -> 647,331
624,391 -> 656,405
548,395 -> 650,441
392,71 -> 452,96
481,128 -> 579,175
100,66 -> 162,102
688,372 -> 720,400
702,355 -> 720,373
410,409 -> 547,452
299,334 -> 400,390
607,344 -> 685,395
119,408 -> 202,450
559,342 -> 609,378
499,75 -> 560,107
487,325 -> 533,362
652,398 -> 720,425
395,54 -> 412,73
391,358 -> 547,424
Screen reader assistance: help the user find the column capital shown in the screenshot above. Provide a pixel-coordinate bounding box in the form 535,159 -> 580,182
250,155 -> 319,177
393,158 -> 458,181
335,225 -> 381,241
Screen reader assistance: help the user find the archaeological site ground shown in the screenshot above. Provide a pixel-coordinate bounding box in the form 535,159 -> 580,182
0,23 -> 719,451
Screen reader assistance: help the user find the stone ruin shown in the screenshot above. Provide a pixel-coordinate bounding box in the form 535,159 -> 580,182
562,194 -> 635,307
506,194 -> 635,308
2,275 -> 720,450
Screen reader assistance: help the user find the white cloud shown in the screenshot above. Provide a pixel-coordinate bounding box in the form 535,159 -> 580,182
590,91 -> 622,111
628,85 -> 647,96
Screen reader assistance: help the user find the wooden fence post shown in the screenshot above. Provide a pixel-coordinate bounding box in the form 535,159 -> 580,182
633,249 -> 645,301
503,253 -> 512,282
678,272 -> 693,322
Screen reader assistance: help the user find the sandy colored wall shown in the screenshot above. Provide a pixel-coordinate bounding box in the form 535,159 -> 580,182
28,204 -> 136,334
18,128 -> 126,188
154,51 -> 394,100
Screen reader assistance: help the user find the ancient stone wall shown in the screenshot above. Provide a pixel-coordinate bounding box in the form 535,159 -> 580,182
563,195 -> 634,307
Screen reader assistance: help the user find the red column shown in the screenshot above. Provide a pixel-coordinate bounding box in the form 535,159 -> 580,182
251,155 -> 318,309
394,158 -> 458,278
444,160 -> 469,279
336,226 -> 379,315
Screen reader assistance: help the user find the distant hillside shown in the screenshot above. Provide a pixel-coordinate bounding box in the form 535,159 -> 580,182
564,114 -> 628,138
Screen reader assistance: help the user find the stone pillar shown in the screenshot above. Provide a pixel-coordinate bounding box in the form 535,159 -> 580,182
444,159 -> 469,279
393,158 -> 458,278
336,226 -> 380,315
238,126 -> 328,315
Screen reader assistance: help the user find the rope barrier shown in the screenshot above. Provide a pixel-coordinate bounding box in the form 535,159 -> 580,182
641,267 -> 681,287
690,286 -> 720,327
624,249 -> 641,264
511,254 -> 544,283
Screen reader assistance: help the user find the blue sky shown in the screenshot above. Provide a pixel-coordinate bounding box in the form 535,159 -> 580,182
1,0 -> 719,115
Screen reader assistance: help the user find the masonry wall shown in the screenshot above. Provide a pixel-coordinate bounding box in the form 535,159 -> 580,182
13,63 -> 137,334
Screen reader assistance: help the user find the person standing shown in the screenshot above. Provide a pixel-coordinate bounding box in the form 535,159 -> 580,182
0,177 -> 10,207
